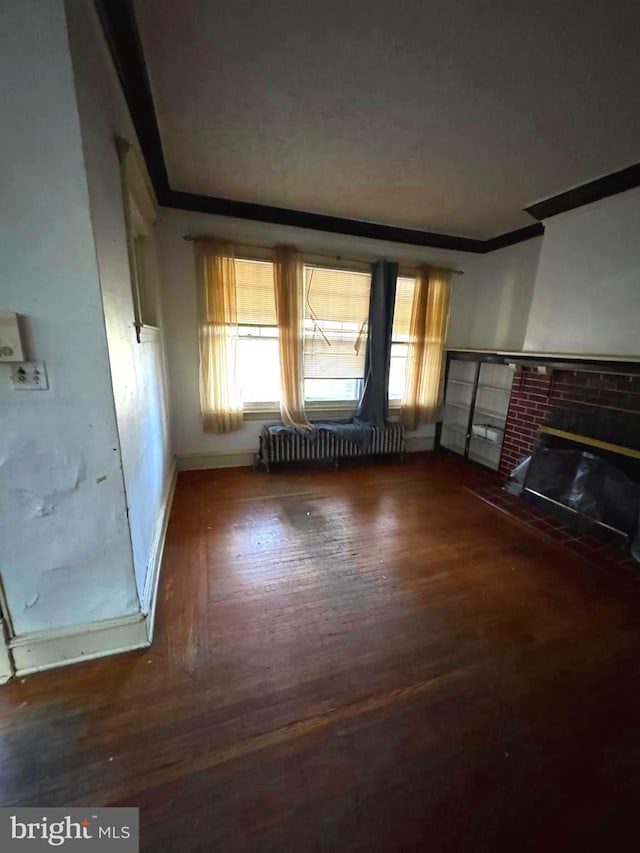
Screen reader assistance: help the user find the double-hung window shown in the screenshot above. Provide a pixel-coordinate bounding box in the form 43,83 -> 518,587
235,258 -> 280,408
389,275 -> 416,403
234,259 -> 376,411
303,265 -> 371,407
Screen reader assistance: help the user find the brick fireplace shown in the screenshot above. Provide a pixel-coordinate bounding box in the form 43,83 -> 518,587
499,366 -> 640,480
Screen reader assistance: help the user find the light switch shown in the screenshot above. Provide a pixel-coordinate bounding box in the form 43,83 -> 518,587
0,313 -> 25,362
11,361 -> 48,390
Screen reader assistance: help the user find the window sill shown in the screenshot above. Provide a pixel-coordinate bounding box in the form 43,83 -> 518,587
243,403 -> 359,422
243,408 -> 280,421
242,402 -> 403,423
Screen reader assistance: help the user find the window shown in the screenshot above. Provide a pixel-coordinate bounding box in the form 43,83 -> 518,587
235,258 -> 280,406
132,230 -> 160,330
389,275 -> 416,402
234,259 -> 372,410
234,259 -> 420,410
303,265 -> 371,405
117,137 -> 161,343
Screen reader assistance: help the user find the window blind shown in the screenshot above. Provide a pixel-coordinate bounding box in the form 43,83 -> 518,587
235,258 -> 277,326
392,276 -> 416,340
304,265 -> 370,379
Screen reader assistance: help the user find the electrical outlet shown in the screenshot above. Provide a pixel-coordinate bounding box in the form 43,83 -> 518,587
10,361 -> 48,390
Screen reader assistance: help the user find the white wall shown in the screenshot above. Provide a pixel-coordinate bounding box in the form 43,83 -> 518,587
65,0 -> 173,598
447,187 -> 640,357
0,0 -> 138,635
447,237 -> 542,351
524,187 -> 640,356
157,208 -> 478,463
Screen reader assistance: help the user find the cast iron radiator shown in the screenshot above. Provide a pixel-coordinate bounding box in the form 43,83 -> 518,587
259,422 -> 405,470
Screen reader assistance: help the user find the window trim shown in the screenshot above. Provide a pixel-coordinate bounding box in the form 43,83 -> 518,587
117,137 -> 160,344
243,402 -> 360,421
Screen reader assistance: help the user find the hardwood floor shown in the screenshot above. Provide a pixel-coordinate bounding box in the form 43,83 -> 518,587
1,453 -> 640,851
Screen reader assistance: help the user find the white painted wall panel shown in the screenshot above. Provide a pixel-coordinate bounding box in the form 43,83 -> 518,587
65,0 -> 174,599
524,188 -> 640,356
0,0 -> 139,634
447,238 -> 542,351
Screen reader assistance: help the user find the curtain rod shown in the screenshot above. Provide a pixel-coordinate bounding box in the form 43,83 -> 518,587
182,235 -> 464,275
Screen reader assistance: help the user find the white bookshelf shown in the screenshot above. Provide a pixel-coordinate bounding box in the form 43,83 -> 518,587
439,354 -> 514,470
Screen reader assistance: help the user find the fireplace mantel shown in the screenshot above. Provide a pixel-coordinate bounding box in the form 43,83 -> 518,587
448,348 -> 640,375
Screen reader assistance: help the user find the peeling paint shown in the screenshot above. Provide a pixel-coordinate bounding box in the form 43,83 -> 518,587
1,433 -> 139,632
3,443 -> 85,502
34,503 -> 54,518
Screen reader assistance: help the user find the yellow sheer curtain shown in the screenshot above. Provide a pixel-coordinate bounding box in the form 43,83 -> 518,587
196,239 -> 243,433
273,246 -> 312,429
400,266 -> 451,430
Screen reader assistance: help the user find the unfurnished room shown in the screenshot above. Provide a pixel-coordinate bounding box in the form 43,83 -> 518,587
1,0 -> 640,850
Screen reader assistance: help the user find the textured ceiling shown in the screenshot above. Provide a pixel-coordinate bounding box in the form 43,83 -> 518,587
135,0 -> 640,238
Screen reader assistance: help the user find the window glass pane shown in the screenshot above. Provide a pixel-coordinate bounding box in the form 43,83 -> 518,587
234,258 -> 278,405
389,277 -> 415,400
389,343 -> 408,400
305,378 -> 362,403
237,337 -> 280,404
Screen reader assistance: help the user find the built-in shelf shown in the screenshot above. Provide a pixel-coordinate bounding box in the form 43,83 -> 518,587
468,449 -> 499,470
441,446 -> 466,458
439,353 -> 514,472
475,407 -> 507,421
447,402 -> 506,421
477,383 -> 511,393
539,427 -> 640,460
470,432 -> 502,447
443,422 -> 468,435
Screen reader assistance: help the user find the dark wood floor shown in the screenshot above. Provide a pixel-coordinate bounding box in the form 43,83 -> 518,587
2,453 -> 640,851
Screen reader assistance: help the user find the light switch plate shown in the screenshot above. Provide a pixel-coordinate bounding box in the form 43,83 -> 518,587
0,312 -> 25,362
11,361 -> 48,390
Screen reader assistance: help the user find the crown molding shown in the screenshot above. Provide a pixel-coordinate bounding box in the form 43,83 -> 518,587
164,190 -> 487,251
481,223 -> 545,252
525,162 -> 640,222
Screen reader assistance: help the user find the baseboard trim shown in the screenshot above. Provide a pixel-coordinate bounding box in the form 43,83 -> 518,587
6,461 -> 179,681
0,619 -> 15,684
9,612 -> 150,677
178,441 -> 434,472
177,451 -> 256,471
405,435 -> 435,452
141,460 -> 177,642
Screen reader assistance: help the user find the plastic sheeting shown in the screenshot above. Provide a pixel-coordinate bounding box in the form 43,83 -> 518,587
521,447 -> 640,559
